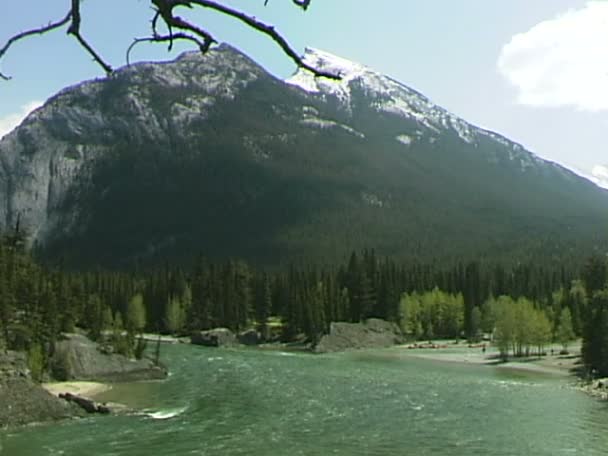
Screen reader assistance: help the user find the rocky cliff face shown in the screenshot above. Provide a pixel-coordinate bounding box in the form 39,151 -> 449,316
1,44 -> 607,266
0,44 -> 263,245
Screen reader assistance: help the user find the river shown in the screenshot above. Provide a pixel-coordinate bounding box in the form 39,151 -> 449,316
2,344 -> 608,455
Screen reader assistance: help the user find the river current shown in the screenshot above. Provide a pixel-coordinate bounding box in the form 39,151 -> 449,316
2,344 -> 608,455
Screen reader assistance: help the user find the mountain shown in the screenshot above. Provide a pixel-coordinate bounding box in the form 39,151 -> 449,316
1,44 -> 607,267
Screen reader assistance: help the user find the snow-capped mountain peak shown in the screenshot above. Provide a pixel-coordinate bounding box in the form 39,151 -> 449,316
287,48 -> 573,176
288,48 -> 476,141
287,47 -> 371,103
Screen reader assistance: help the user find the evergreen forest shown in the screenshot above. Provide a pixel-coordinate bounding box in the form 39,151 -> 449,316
3,227 -> 608,377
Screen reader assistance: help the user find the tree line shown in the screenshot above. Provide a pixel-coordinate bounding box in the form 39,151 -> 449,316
2,229 -> 608,376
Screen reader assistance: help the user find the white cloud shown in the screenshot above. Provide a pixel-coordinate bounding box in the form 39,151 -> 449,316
591,164 -> 608,189
498,2 -> 608,111
0,101 -> 43,139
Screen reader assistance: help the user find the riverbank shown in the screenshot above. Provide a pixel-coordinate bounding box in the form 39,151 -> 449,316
42,381 -> 111,399
397,341 -> 582,377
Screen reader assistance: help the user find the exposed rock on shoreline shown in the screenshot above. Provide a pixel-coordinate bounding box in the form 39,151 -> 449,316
0,351 -> 85,429
191,328 -> 237,347
314,318 -> 405,353
51,334 -> 167,382
577,377 -> 608,400
1,333 -> 169,428
238,329 -> 262,346
0,378 -> 86,428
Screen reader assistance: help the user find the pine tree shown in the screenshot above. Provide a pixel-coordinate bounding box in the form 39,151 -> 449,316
582,255 -> 607,295
582,291 -> 608,376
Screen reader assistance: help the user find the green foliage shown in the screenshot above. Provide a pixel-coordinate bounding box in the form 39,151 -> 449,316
492,296 -> 551,358
165,296 -> 186,335
470,307 -> 482,341
84,294 -> 104,340
582,293 -> 608,377
134,336 -> 147,360
556,308 -> 576,351
126,294 -> 146,333
580,255 -> 608,376
569,280 -> 587,336
50,350 -> 70,382
27,344 -> 44,383
400,288 -> 464,339
0,225 -> 591,366
111,333 -> 133,357
582,256 -> 608,296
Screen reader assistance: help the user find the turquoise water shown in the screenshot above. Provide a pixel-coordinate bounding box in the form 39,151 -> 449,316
3,344 -> 608,455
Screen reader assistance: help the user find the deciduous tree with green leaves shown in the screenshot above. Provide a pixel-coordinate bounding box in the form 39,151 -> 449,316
556,307 -> 575,353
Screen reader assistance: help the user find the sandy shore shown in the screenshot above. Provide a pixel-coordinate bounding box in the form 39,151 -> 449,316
42,381 -> 111,399
398,342 -> 582,377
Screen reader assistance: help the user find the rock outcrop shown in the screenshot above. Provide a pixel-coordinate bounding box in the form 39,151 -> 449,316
0,351 -> 84,428
0,351 -> 30,379
191,328 -> 237,347
313,318 -> 405,353
50,334 -> 167,382
238,329 -> 261,345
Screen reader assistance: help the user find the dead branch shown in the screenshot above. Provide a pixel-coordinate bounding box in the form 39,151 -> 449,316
265,0 -> 312,10
292,0 -> 312,11
127,34 -> 210,65
0,0 -> 338,80
0,11 -> 71,80
66,0 -> 113,74
160,0 -> 340,79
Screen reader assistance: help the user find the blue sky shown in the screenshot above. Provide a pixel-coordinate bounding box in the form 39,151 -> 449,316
1,1 -> 607,186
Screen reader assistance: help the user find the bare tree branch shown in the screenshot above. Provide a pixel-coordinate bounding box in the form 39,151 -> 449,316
127,34 -> 210,65
0,0 -> 338,80
152,1 -> 216,52
264,0 -> 312,10
0,11 -> 71,80
66,0 -> 113,74
167,0 -> 340,79
292,0 -> 312,11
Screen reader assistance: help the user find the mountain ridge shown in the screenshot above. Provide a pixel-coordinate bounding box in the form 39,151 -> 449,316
0,44 -> 606,267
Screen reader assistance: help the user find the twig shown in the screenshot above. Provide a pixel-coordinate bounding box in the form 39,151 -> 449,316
127,33 -> 211,65
66,0 -> 113,74
0,0 -> 336,80
292,0 -> 312,10
0,11 -> 71,80
265,0 -> 312,10
173,0 -> 340,79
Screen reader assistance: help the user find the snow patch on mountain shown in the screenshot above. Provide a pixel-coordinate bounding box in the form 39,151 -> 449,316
300,114 -> 365,139
288,48 -> 490,146
591,164 -> 608,189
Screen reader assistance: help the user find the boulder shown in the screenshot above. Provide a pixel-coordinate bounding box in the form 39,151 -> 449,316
191,328 -> 237,347
0,350 -> 86,428
313,318 -> 404,353
50,334 -> 167,382
0,378 -> 85,428
238,329 -> 261,345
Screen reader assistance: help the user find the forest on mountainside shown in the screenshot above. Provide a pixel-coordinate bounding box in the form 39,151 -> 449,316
3,227 -> 608,378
